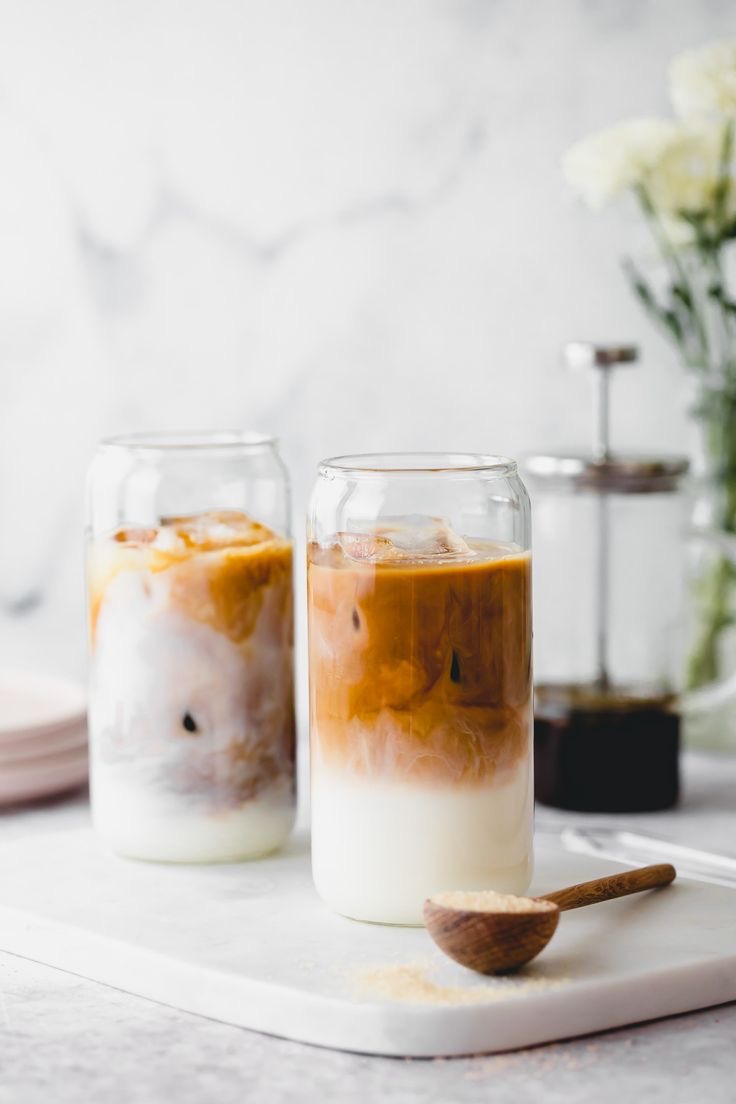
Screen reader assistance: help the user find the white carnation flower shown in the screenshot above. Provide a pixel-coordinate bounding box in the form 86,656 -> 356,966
649,121 -> 731,210
670,40 -> 736,119
563,118 -> 680,208
648,120 -> 736,243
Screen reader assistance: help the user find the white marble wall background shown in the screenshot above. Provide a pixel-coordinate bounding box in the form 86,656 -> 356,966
0,0 -> 731,687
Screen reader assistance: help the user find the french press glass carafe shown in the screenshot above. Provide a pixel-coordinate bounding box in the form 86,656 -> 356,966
524,343 -> 689,813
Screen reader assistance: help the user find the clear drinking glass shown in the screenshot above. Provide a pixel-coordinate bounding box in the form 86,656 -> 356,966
307,453 -> 533,925
86,432 -> 296,862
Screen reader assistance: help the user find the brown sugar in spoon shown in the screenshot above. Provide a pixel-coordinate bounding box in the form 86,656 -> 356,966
424,863 -> 676,974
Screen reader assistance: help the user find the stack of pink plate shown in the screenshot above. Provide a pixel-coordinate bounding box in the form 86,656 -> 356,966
0,670 -> 88,807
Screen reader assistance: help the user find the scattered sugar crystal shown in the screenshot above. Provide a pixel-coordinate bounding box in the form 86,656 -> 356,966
353,962 -> 567,1005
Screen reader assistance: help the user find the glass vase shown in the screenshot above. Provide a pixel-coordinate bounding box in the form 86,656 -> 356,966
684,388 -> 736,752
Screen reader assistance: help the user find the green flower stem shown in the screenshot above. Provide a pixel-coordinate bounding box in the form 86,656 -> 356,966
627,141 -> 736,693
634,183 -> 710,366
688,555 -> 734,687
687,523 -> 736,691
686,395 -> 736,691
713,120 -> 734,234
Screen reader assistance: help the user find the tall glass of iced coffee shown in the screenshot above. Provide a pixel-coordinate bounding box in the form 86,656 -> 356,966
307,453 -> 533,924
86,432 -> 296,862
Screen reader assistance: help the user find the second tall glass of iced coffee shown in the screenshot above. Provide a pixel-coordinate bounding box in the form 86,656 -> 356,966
307,454 -> 533,925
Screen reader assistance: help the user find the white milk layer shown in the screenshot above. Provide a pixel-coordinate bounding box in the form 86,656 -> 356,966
92,765 -> 295,862
310,760 -> 533,925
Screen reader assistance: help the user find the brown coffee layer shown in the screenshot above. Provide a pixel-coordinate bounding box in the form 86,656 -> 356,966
308,539 -> 532,784
89,511 -> 293,648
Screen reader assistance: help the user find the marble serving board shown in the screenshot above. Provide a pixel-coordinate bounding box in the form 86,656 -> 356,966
0,828 -> 734,1057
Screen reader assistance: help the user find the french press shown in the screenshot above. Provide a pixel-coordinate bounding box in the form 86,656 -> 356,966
524,343 -> 689,812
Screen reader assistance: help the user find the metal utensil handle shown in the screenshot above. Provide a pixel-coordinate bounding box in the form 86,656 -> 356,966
561,827 -> 736,889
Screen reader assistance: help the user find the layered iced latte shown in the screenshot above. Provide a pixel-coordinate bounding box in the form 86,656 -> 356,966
308,514 -> 533,924
89,510 -> 296,861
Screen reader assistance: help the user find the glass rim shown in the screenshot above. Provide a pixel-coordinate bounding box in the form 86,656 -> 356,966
99,430 -> 277,455
319,452 -> 518,477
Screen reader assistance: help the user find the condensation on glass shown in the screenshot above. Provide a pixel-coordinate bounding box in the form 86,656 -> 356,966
86,432 -> 296,862
307,453 -> 533,925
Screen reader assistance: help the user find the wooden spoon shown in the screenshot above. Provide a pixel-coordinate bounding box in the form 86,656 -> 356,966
424,863 -> 676,974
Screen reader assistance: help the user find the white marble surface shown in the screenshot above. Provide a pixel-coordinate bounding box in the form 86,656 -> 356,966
0,0 -> 734,687
3,823 -> 734,1057
0,753 -> 734,1101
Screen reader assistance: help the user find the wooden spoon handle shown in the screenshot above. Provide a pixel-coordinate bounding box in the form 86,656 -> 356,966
541,863 -> 676,912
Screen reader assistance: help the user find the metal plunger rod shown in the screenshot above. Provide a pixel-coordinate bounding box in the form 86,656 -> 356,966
563,342 -> 638,692
593,367 -> 612,462
594,366 -> 611,688
595,494 -> 611,689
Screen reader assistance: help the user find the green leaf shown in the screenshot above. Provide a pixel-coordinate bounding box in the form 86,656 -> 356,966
672,283 -> 693,310
662,308 -> 683,341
